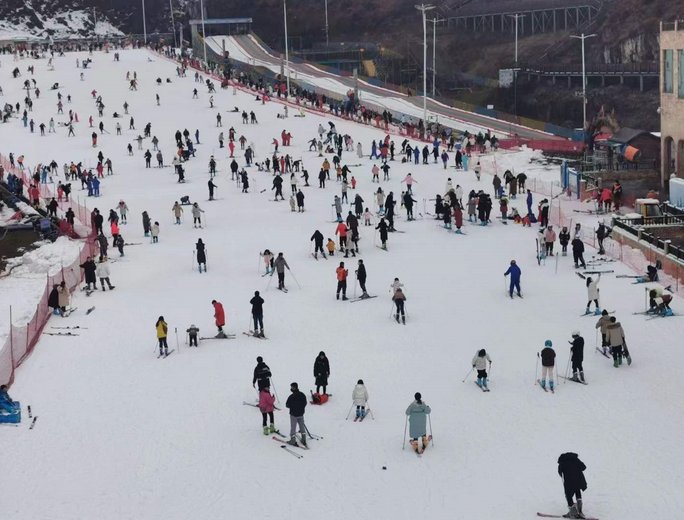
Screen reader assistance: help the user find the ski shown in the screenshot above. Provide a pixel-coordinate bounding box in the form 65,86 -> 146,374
63,307 -> 78,317
358,409 -> 370,421
537,513 -> 598,520
474,381 -> 490,392
277,287 -> 289,293
616,274 -> 641,279
375,245 -> 389,252
261,272 -> 273,277
242,401 -> 259,407
163,349 -> 175,358
537,380 -> 548,392
29,417 -> 38,430
582,270 -> 614,274
595,346 -> 611,359
349,295 -> 378,302
199,335 -> 236,340
43,332 -> 79,336
51,326 -> 87,329
311,253 -> 318,261
575,272 -> 586,280
279,444 -> 303,458
272,435 -> 309,450
243,331 -> 267,339
86,306 -> 95,315
559,375 -> 588,385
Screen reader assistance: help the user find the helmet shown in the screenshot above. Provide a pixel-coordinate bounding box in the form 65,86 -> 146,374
544,340 -> 553,347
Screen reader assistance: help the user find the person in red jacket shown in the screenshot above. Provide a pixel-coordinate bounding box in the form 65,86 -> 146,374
335,221 -> 348,255
212,300 -> 226,336
336,262 -> 348,301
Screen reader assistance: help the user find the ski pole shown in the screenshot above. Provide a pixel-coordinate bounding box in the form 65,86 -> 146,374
428,413 -> 434,446
402,415 -> 408,450
354,277 -> 358,299
461,366 -> 474,383
289,269 -> 302,289
269,377 -> 279,404
367,407 -> 375,420
266,271 -> 274,290
488,362 -> 493,383
564,356 -> 571,383
535,352 -> 540,385
345,403 -> 354,420
175,327 -> 180,353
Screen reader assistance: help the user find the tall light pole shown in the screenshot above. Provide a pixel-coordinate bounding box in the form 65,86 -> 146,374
431,16 -> 445,98
283,0 -> 291,93
141,0 -> 147,44
507,13 -> 523,116
570,33 -> 596,131
415,4 -> 435,124
200,0 -> 208,63
170,0 -> 177,48
324,0 -> 329,47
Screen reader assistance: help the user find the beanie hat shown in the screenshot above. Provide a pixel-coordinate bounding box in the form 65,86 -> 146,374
544,340 -> 553,347
571,331 -> 580,337
256,356 -> 263,363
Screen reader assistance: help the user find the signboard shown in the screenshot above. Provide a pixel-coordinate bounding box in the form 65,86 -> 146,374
499,68 -> 514,88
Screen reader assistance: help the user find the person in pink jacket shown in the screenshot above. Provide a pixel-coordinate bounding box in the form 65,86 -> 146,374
259,386 -> 278,435
544,225 -> 557,256
402,173 -> 417,194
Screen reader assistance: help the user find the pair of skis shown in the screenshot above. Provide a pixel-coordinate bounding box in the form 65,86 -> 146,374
409,435 -> 432,457
474,381 -> 490,392
537,380 -> 555,393
243,331 -> 267,339
157,349 -> 175,359
537,512 -> 598,520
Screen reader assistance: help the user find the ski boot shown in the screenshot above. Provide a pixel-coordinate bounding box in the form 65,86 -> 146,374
571,371 -> 580,383
576,498 -> 585,519
342,296 -> 348,301
269,424 -> 276,434
584,307 -> 591,315
422,435 -> 429,450
263,426 -> 269,436
579,371 -> 586,383
355,408 -> 361,419
215,331 -> 227,339
613,358 -> 619,368
164,348 -> 169,356
562,503 -> 579,519
549,380 -> 555,392
299,433 -> 307,448
626,355 -> 632,366
395,314 -> 400,323
287,436 -> 298,447
540,379 -> 546,389
476,377 -> 483,388
594,307 -> 602,316
401,316 -> 405,324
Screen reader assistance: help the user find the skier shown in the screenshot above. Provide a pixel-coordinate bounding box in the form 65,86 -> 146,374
272,174 -> 284,201
557,452 -> 588,519
539,340 -> 556,391
151,222 -> 160,243
585,275 -> 601,314
472,349 -> 492,390
559,226 -> 570,256
335,221 -> 349,257
80,256 -> 98,291
336,262 -> 349,300
310,230 -> 326,259
57,281 -> 70,316
253,356 -> 272,391
356,259 -> 368,298
405,392 -> 431,454
376,218 -> 389,250
96,258 -> 115,291
352,379 -> 369,419
606,316 -> 630,367
544,225 -> 557,256
212,300 -> 226,337
172,201 -> 183,224
596,221 -> 611,255
504,260 -> 522,298
572,237 -> 586,269
595,310 -> 611,355
156,316 -> 169,356
191,202 -> 204,228
393,287 -> 407,324
285,382 -> 307,447
48,284 -> 60,315
142,211 -> 151,236
313,351 -> 330,395
250,290 -> 265,337
186,324 -> 199,347
569,331 -> 585,383
196,239 -> 207,272
208,178 -> 217,201
261,249 -> 274,275
259,385 -> 278,435
273,252 -> 290,291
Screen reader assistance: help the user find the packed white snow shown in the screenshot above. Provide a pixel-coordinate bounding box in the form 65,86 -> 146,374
0,48 -> 682,520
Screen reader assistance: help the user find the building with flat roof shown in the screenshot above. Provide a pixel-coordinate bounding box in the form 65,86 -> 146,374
660,21 -> 684,189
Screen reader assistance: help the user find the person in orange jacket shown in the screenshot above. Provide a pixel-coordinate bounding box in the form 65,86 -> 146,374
336,262 -> 349,301
212,299 -> 226,336
335,221 -> 348,255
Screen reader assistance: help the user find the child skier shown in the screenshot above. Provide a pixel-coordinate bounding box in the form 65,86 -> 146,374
472,349 -> 492,390
186,324 -> 200,346
326,238 -> 336,256
540,340 -> 556,391
393,287 -> 407,324
258,386 -> 278,435
559,226 -> 570,256
352,379 -> 369,419
405,392 -> 431,454
569,331 -> 585,383
585,275 -> 601,314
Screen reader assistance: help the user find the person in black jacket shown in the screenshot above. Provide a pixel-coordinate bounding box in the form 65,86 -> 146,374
313,351 -> 330,395
572,237 -> 586,269
195,239 -> 207,273
569,331 -> 585,383
356,259 -> 368,298
310,229 -> 325,259
559,226 -> 570,256
376,218 -> 389,250
285,382 -> 307,447
252,356 -> 271,390
595,221 -> 610,255
557,452 -> 588,519
250,291 -> 265,337
385,192 -> 396,231
540,340 -> 556,391
48,284 -> 60,314
272,174 -> 284,201
80,256 -> 97,291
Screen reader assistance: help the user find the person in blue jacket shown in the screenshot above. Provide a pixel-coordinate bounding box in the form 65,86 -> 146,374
504,259 -> 522,298
526,189 -> 533,216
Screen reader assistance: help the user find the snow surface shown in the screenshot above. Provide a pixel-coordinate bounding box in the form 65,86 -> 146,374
0,10 -> 122,42
0,48 -> 682,520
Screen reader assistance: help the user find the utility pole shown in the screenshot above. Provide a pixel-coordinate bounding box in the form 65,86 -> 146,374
141,0 -> 147,44
200,0 -> 208,63
431,17 -> 445,98
507,13 -> 523,116
170,0 -> 177,48
415,4 -> 435,125
324,0 -> 329,47
283,0 -> 291,93
570,33 -> 596,131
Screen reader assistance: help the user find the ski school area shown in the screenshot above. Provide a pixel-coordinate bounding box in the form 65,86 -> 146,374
0,46 -> 683,520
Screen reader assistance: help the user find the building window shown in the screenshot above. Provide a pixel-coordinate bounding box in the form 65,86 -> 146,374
664,49 -> 673,93
679,50 -> 684,99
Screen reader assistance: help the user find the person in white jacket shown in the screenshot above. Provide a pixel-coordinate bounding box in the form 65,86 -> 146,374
96,259 -> 115,291
472,349 -> 492,389
585,274 -> 600,314
352,379 -> 369,419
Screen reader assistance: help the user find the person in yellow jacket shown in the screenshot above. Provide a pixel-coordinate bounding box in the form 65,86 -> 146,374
156,316 -> 169,356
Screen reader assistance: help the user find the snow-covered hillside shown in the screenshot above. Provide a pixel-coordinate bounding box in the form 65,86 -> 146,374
0,48 -> 682,520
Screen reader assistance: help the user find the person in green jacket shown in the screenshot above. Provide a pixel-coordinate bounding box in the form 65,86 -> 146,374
406,392 -> 431,454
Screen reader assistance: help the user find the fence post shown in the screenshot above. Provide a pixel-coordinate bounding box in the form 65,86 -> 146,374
9,306 -> 15,387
